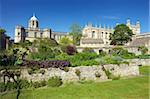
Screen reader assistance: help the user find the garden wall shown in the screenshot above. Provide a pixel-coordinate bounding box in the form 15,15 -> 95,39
126,59 -> 150,66
19,64 -> 139,83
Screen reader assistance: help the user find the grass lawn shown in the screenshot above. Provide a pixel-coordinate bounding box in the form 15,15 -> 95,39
0,66 -> 149,99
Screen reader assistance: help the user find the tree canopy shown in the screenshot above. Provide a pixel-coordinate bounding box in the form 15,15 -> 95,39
110,24 -> 134,45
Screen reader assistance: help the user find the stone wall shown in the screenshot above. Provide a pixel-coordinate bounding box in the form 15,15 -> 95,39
126,59 -> 150,66
19,64 -> 139,83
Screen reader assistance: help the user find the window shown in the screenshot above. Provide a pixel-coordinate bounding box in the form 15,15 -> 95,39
105,32 -> 108,39
40,33 -> 43,38
101,32 -> 103,38
18,32 -> 20,35
92,31 -> 95,38
26,32 -> 28,37
34,32 -> 37,38
32,21 -> 34,26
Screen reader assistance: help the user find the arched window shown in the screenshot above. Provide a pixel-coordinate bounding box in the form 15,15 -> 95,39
32,21 -> 34,26
92,31 -> 95,38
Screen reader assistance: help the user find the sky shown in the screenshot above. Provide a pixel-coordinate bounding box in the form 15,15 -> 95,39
0,0 -> 149,39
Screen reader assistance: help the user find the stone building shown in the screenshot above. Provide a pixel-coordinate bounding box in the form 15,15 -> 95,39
14,14 -> 69,43
80,19 -> 140,47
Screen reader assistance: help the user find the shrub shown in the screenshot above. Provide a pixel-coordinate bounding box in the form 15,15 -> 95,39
48,76 -> 63,87
63,67 -> 69,72
137,54 -> 150,59
75,69 -> 81,79
32,81 -> 42,88
82,47 -> 95,53
0,82 -> 6,92
104,70 -> 112,79
23,60 -> 71,70
65,45 -> 77,55
19,79 -> 31,89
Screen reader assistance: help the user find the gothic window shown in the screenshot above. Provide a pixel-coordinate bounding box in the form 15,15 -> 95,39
18,32 -> 20,35
105,32 -> 108,39
101,32 -> 103,38
32,21 -> 34,26
34,32 -> 37,38
40,33 -> 43,38
36,21 -> 38,27
92,31 -> 95,38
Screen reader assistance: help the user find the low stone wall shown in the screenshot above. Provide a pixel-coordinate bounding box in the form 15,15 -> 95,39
126,59 -> 150,66
19,64 -> 139,83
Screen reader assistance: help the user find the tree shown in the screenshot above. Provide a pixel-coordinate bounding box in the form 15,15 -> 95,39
110,24 -> 134,45
69,24 -> 82,45
59,37 -> 73,46
0,28 -> 6,50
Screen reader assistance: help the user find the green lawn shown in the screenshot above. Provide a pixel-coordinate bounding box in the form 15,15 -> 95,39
1,66 -> 149,99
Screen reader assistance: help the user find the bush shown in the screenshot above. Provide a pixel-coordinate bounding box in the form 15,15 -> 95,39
65,45 -> 77,55
23,60 -> 71,70
48,76 -> 63,87
82,47 -> 95,53
32,81 -> 42,88
137,54 -> 150,59
32,80 -> 47,88
0,82 -> 6,92
75,69 -> 81,78
19,79 -> 31,89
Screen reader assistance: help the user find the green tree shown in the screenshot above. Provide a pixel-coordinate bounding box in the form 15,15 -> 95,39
0,28 -> 6,50
110,24 -> 134,45
59,37 -> 73,46
69,24 -> 82,45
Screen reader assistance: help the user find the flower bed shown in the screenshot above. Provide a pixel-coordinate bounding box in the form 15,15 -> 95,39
22,60 -> 71,70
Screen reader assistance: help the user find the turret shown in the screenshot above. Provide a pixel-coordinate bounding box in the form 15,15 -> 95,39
28,14 -> 39,29
126,18 -> 131,26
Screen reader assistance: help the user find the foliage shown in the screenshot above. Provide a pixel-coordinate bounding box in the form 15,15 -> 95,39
63,67 -> 69,72
65,45 -> 77,55
59,37 -> 73,46
137,54 -> 150,59
32,80 -> 47,88
55,52 -> 99,67
110,47 -> 136,59
48,76 -> 63,87
138,46 -> 148,55
23,60 -> 71,70
75,69 -> 81,79
28,38 -> 60,60
82,47 -> 95,53
69,24 -> 82,45
110,24 -> 134,45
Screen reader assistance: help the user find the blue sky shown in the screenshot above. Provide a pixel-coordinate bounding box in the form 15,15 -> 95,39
0,0 -> 149,39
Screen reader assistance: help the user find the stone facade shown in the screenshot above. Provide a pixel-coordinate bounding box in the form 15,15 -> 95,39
14,14 -> 70,43
80,19 -> 140,47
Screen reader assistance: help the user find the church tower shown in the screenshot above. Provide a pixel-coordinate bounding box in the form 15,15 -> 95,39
28,14 -> 39,29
